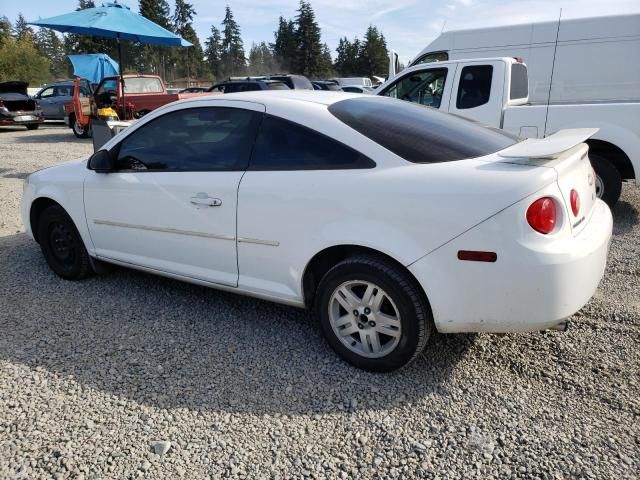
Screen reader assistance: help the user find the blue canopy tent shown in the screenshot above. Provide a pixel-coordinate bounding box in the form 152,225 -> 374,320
68,54 -> 119,85
29,1 -> 192,117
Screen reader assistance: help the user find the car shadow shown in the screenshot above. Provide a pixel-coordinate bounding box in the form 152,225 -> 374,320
9,132 -> 90,144
612,198 -> 638,234
0,233 -> 474,415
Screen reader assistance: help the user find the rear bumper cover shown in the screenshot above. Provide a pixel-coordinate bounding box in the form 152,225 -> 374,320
409,199 -> 612,333
0,110 -> 44,126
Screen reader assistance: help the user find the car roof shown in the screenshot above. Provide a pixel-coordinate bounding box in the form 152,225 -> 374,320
181,90 -> 360,107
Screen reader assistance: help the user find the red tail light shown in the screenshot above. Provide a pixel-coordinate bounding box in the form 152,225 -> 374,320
527,197 -> 556,234
570,189 -> 580,216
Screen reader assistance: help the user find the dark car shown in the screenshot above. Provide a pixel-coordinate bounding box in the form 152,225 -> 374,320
312,80 -> 342,91
265,74 -> 314,90
208,79 -> 290,93
0,81 -> 44,130
179,87 -> 208,93
33,80 -> 75,120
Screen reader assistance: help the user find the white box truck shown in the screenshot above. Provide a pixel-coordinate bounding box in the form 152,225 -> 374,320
385,14 -> 640,206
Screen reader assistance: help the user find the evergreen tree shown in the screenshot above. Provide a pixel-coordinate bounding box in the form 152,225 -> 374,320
204,26 -> 222,79
220,6 -> 245,77
294,1 -> 323,78
318,43 -> 334,78
0,16 -> 12,47
14,13 -> 35,43
0,36 -> 51,84
35,29 -> 68,79
271,17 -> 296,73
138,0 -> 173,77
334,37 -> 360,76
173,0 -> 204,80
248,42 -> 277,75
359,25 -> 387,77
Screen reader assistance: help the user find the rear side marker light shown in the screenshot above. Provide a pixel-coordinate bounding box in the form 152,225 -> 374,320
527,197 -> 556,234
457,250 -> 497,262
570,189 -> 580,217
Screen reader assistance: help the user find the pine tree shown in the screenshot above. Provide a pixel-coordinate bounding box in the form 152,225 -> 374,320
220,6 -> 245,77
204,26 -> 222,80
294,1 -> 323,78
14,13 -> 35,43
35,29 -> 68,79
173,0 -> 204,81
271,17 -> 296,73
334,37 -> 360,76
0,16 -> 12,47
359,26 -> 387,77
248,42 -> 277,75
138,0 -> 173,77
318,43 -> 334,78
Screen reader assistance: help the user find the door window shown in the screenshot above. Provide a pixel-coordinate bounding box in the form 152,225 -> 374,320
380,68 -> 448,108
250,115 -> 375,170
456,65 -> 493,109
55,85 -> 73,97
115,107 -> 261,171
38,87 -> 54,98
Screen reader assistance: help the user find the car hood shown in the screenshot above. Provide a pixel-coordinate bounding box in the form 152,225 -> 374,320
0,81 -> 28,95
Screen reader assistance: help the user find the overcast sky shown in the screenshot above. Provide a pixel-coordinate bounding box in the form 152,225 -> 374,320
1,0 -> 638,62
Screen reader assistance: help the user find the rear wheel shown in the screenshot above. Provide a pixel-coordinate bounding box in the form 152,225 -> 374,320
315,255 -> 432,372
590,153 -> 622,208
72,117 -> 91,138
37,205 -> 93,280
26,124 -> 39,130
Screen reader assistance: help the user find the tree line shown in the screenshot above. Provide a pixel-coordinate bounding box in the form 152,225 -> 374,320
0,0 -> 389,85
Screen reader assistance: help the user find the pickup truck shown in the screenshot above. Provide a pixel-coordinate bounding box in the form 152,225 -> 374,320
377,56 -> 639,207
64,74 -> 210,138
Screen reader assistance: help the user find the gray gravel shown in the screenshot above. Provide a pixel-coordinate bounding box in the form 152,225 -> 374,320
1,124 -> 639,479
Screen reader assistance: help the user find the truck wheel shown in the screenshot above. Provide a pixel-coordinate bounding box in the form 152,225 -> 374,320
590,154 -> 622,208
26,124 -> 40,130
72,119 -> 91,139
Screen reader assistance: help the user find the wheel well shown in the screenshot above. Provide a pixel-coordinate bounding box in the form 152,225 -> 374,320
68,112 -> 75,128
302,245 -> 424,308
29,197 -> 60,243
587,140 -> 635,180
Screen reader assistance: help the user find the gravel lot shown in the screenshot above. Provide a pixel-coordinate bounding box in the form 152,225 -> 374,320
1,124 -> 638,479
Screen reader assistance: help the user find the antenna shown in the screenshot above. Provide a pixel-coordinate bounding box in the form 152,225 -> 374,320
543,8 -> 562,135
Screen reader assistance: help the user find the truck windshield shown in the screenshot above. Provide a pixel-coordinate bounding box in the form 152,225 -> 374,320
328,96 -> 518,164
124,77 -> 164,93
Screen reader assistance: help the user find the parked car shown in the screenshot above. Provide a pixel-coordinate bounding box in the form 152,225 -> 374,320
388,13 -> 640,207
0,81 -> 44,130
232,74 -> 314,90
22,92 -> 612,372
179,87 -> 208,93
208,79 -> 289,93
342,86 -> 374,94
33,80 -> 76,120
330,77 -> 373,87
313,81 -> 342,91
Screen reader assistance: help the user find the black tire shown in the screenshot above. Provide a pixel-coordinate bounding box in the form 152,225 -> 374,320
590,153 -> 622,208
315,255 -> 433,372
26,124 -> 40,130
72,118 -> 91,138
37,205 -> 93,280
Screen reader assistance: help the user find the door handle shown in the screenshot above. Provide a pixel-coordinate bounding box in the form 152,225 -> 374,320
190,194 -> 222,207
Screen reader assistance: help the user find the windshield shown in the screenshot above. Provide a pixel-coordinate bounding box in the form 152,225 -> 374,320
124,77 -> 164,93
328,96 -> 519,164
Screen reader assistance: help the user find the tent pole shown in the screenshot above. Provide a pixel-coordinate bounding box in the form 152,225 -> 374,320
118,35 -> 125,119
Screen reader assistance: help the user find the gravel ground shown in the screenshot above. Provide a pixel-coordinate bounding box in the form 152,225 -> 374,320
0,124 -> 638,479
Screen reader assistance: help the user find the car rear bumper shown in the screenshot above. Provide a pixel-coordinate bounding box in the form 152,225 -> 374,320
409,198 -> 612,333
0,110 -> 44,126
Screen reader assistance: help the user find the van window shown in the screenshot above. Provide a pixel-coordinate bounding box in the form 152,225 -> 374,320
413,51 -> 448,65
380,68 -> 448,108
456,65 -> 493,109
510,63 -> 528,100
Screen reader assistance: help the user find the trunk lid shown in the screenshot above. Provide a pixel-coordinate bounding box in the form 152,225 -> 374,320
498,128 -> 599,235
0,81 -> 29,95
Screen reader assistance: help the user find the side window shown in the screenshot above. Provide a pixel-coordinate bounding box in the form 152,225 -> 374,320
414,51 -> 448,65
510,63 -> 528,100
115,107 -> 261,171
380,68 -> 448,108
55,86 -> 73,97
456,65 -> 493,109
39,87 -> 54,98
245,83 -> 262,92
250,115 -> 375,171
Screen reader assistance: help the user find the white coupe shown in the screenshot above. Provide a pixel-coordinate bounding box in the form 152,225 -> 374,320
22,92 -> 613,371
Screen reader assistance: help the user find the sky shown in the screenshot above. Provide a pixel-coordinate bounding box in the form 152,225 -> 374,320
1,0 -> 638,63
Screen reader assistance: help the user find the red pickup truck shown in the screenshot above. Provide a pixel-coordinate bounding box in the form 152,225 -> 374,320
64,74 -> 212,137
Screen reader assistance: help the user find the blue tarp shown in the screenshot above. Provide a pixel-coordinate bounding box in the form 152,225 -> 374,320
68,54 -> 119,85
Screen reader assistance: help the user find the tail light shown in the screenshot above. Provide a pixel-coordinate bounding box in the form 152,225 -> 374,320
527,197 -> 556,234
0,100 -> 7,113
570,189 -> 580,216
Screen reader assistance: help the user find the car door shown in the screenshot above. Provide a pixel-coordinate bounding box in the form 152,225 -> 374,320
36,86 -> 56,118
378,66 -> 453,110
83,100 -> 265,286
52,85 -> 73,119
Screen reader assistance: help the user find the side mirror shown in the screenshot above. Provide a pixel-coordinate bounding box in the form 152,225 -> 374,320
88,149 -> 115,173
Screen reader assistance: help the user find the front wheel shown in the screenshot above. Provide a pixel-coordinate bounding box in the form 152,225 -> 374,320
72,119 -> 91,138
590,153 -> 622,208
315,255 -> 432,372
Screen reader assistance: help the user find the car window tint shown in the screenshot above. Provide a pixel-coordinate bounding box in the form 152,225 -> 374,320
456,65 -> 493,109
510,63 -> 528,100
329,97 -> 518,164
55,86 -> 73,97
413,51 -> 448,65
115,107 -> 261,171
250,115 -> 375,171
380,68 -> 447,108
39,87 -> 54,98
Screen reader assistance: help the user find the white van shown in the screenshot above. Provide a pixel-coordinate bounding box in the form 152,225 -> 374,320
389,14 -> 640,206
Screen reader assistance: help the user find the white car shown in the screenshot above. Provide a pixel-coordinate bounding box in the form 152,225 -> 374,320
22,92 -> 613,372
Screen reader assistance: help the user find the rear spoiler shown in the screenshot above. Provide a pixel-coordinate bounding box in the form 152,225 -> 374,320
499,128 -> 599,159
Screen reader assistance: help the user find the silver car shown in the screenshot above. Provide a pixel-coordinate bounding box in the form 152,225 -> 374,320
33,81 -> 75,120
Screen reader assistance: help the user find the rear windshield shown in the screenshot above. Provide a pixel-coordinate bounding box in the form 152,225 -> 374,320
124,77 -> 164,94
328,97 -> 518,163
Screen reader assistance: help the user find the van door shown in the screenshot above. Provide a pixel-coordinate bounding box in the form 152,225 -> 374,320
448,60 -> 505,127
